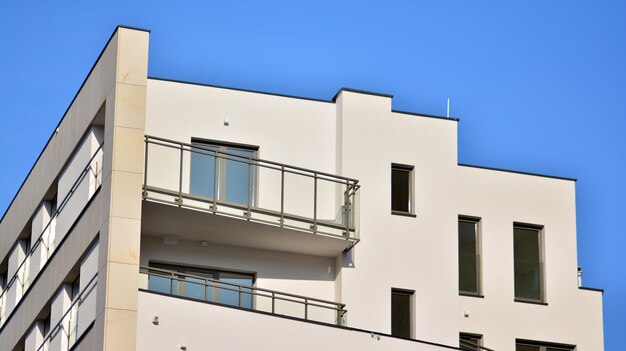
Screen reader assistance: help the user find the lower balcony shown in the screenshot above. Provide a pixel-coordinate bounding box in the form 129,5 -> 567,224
138,265 -> 347,326
142,135 -> 360,257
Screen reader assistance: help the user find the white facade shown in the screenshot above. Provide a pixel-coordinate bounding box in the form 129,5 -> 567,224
0,26 -> 603,351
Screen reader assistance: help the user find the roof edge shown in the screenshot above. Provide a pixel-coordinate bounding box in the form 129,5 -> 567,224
148,76 -> 334,104
579,286 -> 604,294
392,109 -> 459,122
332,87 -> 394,102
458,163 -> 577,182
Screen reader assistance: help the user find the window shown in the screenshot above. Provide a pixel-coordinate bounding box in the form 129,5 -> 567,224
190,139 -> 258,207
459,217 -> 481,295
516,339 -> 575,351
391,288 -> 413,338
514,224 -> 544,302
148,263 -> 255,309
391,164 -> 414,215
460,333 -> 483,351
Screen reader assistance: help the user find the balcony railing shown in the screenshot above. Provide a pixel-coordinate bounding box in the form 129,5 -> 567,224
139,266 -> 347,326
460,339 -> 496,351
0,143 -> 103,327
142,135 -> 360,242
36,274 -> 97,351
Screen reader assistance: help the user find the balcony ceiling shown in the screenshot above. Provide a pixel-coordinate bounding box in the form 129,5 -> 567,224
141,200 -> 354,257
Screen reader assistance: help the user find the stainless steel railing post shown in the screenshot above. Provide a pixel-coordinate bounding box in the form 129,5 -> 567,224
177,145 -> 183,206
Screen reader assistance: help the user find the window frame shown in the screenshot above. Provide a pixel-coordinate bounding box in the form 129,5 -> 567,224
460,332 -> 483,351
391,163 -> 415,217
516,339 -> 576,351
513,222 -> 546,304
458,216 -> 482,297
190,138 -> 259,207
391,288 -> 415,339
148,261 -> 257,308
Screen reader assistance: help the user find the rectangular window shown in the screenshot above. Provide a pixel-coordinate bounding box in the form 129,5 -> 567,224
460,333 -> 483,351
459,217 -> 481,295
516,339 -> 575,351
391,288 -> 413,338
190,139 -> 258,207
391,164 -> 414,214
149,263 -> 255,309
514,224 -> 544,302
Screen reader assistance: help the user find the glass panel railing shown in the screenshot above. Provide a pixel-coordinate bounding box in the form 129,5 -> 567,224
0,143 -> 103,327
140,266 -> 347,326
36,274 -> 97,351
143,135 -> 360,242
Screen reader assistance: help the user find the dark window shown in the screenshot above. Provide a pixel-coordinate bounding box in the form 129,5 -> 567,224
460,333 -> 483,351
190,140 -> 258,206
391,289 -> 413,338
42,313 -> 51,337
459,217 -> 480,294
514,225 -> 543,302
391,164 -> 413,214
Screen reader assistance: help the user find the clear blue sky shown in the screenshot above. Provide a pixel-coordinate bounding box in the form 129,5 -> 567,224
1,1 -> 624,349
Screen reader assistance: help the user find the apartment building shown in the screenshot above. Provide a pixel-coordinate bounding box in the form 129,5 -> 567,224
0,26 -> 603,351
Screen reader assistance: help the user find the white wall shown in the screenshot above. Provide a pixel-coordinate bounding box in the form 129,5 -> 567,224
145,79 -> 340,223
140,236 -> 336,304
457,165 -> 604,350
144,80 -> 603,350
137,291 -> 456,351
331,93 -> 460,345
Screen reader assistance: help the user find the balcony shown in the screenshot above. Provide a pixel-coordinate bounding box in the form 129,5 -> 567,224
142,136 -> 360,256
139,266 -> 346,326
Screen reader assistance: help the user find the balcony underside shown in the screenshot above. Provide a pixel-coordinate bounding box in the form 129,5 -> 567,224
141,200 -> 357,257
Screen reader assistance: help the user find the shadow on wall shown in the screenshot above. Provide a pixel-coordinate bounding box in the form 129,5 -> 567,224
138,235 -> 336,282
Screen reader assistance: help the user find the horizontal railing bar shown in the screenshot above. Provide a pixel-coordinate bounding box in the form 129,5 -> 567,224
180,189 -> 354,231
143,194 -> 358,243
36,274 -> 98,351
459,340 -> 496,351
141,266 -> 345,309
149,139 -> 352,186
144,186 -> 357,234
145,135 -> 359,184
0,143 -> 104,309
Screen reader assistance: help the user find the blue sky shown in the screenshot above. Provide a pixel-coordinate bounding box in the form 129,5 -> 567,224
0,1 -> 624,349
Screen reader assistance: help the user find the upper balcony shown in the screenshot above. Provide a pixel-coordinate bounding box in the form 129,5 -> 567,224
141,136 -> 360,257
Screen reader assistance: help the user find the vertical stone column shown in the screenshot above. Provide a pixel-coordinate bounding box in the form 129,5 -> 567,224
6,239 -> 28,313
24,320 -> 45,351
94,27 -> 149,351
49,284 -> 73,351
30,202 -> 53,282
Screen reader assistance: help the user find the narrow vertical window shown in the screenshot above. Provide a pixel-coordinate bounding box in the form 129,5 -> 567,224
514,224 -> 544,302
391,288 -> 413,338
459,217 -> 481,295
391,164 -> 414,215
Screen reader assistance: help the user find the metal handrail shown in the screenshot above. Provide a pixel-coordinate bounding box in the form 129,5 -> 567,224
460,339 -> 496,351
146,135 -> 360,184
140,266 -> 347,325
36,274 -> 97,351
143,135 -> 360,239
0,143 -> 103,325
